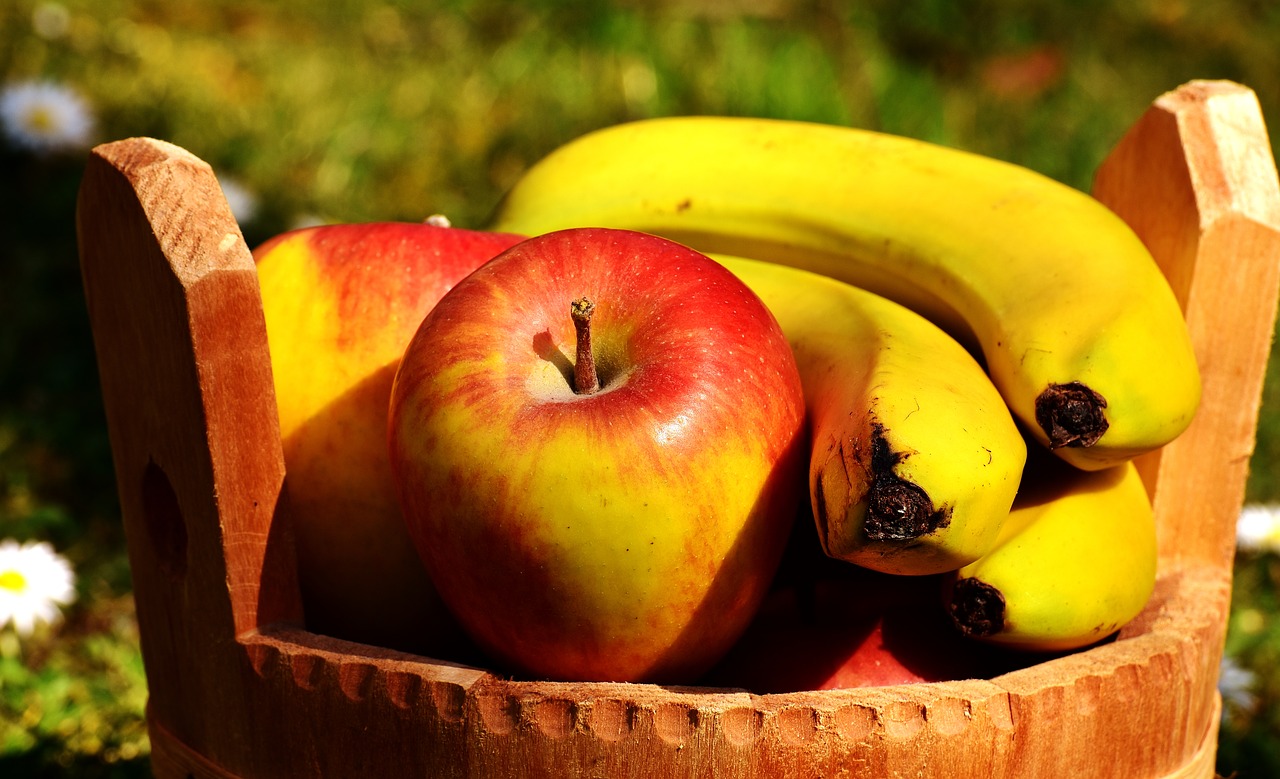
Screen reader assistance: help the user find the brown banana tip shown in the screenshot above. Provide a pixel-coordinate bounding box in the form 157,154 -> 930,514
1034,381 -> 1109,449
864,424 -> 950,542
948,577 -> 1006,638
864,475 -> 949,541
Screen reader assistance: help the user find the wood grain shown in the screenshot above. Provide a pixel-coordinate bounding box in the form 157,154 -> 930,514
76,81 -> 1280,778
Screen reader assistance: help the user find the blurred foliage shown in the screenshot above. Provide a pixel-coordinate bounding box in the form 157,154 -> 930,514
2,0 -> 1280,776
1223,555 -> 1280,776
0,594 -> 149,779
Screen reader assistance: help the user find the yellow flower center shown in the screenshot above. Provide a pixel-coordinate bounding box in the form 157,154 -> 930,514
0,569 -> 27,593
25,106 -> 55,133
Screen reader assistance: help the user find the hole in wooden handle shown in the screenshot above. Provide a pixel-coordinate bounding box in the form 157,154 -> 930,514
142,460 -> 188,581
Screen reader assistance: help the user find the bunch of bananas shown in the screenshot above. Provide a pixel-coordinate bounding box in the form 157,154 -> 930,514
486,116 -> 1198,652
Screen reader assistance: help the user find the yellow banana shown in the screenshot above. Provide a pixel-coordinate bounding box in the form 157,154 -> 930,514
489,117 -> 1201,471
942,452 -> 1157,652
718,255 -> 1027,576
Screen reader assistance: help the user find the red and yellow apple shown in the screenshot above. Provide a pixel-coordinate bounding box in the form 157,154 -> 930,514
701,525 -> 1029,691
701,571 -> 1025,692
253,220 -> 522,654
387,227 -> 809,683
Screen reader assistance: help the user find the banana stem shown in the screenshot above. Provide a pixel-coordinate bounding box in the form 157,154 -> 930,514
571,297 -> 600,395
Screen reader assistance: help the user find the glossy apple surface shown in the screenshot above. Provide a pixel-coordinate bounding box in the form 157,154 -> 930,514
388,227 -> 808,683
701,522 -> 1032,692
254,220 -> 522,655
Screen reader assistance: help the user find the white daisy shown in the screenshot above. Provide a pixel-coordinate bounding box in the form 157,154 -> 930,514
0,539 -> 77,637
1236,503 -> 1280,554
218,176 -> 259,225
0,80 -> 95,154
1219,655 -> 1259,719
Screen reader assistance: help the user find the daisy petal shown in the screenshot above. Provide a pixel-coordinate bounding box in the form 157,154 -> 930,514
0,80 -> 95,154
0,538 -> 78,637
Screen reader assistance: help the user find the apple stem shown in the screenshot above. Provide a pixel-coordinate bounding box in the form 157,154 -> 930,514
571,297 -> 600,395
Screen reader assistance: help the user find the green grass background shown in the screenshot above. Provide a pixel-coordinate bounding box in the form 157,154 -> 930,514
3,0 -> 1280,775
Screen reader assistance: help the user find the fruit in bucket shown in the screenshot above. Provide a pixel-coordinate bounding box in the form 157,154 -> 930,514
387,227 -> 808,683
715,256 -> 1026,576
488,115 -> 1201,473
701,515 -> 1030,692
943,451 -> 1157,652
254,219 -> 522,654
702,570 -> 1028,692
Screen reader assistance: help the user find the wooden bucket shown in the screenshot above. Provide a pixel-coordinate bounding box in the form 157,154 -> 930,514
75,80 -> 1280,778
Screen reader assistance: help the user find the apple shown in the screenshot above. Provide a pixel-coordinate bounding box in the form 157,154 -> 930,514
700,572 -> 1026,692
701,522 -> 1032,692
253,219 -> 522,655
387,227 -> 809,683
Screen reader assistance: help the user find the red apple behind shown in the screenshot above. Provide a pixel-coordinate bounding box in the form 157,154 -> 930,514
254,219 -> 522,655
702,522 -> 1035,692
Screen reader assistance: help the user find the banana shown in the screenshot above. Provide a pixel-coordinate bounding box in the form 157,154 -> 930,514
717,255 -> 1027,576
489,117 -> 1201,471
942,451 -> 1157,652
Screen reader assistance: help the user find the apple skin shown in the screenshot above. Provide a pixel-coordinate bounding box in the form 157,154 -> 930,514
700,573 -> 1014,692
701,523 -> 1033,692
387,227 -> 809,683
253,220 -> 522,655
